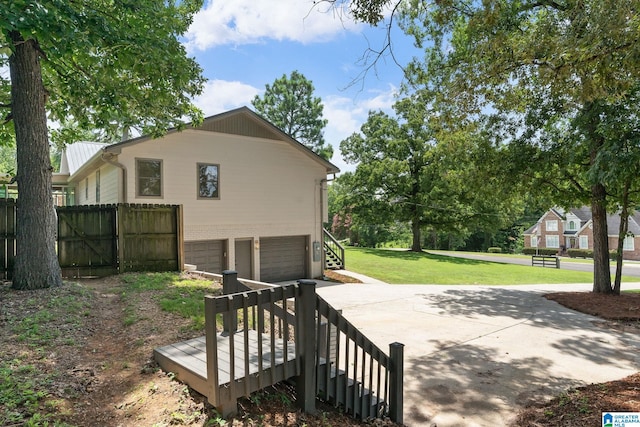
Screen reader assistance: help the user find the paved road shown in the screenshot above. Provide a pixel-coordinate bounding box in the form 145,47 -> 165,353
316,279 -> 640,426
429,250 -> 640,278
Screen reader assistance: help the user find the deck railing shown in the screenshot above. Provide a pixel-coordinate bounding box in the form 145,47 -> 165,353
205,270 -> 403,423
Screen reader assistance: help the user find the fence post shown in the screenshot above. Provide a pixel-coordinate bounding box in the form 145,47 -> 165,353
389,342 -> 404,424
222,270 -> 239,334
296,279 -> 317,414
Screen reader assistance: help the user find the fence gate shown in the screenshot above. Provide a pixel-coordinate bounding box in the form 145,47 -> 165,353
0,199 -> 16,280
57,205 -> 118,278
118,204 -> 183,273
56,203 -> 183,278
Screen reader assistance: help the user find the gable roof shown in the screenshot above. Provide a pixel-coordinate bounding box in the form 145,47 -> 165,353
59,141 -> 109,175
104,106 -> 340,174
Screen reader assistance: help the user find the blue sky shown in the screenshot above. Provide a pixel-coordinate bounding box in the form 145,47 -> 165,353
183,0 -> 420,173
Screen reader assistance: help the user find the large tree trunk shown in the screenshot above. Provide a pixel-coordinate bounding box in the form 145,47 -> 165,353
410,219 -> 422,252
9,32 -> 63,290
591,183 -> 612,294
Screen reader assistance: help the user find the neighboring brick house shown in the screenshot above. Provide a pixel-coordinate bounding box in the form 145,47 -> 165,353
523,207 -> 640,260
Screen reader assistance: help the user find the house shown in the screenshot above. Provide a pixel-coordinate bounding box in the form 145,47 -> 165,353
523,207 -> 640,260
52,107 -> 340,282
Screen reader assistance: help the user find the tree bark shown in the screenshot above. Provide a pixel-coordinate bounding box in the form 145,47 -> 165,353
410,219 -> 422,252
591,182 -> 612,293
9,32 -> 63,290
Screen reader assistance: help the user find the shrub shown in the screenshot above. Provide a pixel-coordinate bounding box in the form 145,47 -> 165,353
567,249 -> 592,258
523,247 -> 558,256
487,247 -> 502,253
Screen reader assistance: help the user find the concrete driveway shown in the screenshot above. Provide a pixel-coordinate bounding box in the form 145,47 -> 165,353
316,278 -> 640,426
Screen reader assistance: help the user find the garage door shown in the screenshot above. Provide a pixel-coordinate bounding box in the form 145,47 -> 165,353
184,240 -> 226,273
260,236 -> 307,282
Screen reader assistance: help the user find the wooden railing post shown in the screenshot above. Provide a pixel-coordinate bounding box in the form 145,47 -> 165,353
389,342 -> 404,424
296,279 -> 317,414
222,270 -> 239,334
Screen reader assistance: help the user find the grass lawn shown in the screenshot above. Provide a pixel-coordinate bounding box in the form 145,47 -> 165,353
345,247 -> 640,285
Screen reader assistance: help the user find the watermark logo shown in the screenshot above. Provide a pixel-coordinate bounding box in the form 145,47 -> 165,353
603,412 -> 640,427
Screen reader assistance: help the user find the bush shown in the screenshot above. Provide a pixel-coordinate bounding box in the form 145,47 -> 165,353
523,247 -> 558,256
487,247 -> 502,253
567,249 -> 593,258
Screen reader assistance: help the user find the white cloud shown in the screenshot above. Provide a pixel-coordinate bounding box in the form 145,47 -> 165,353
192,79 -> 260,116
322,84 -> 398,173
186,0 -> 360,51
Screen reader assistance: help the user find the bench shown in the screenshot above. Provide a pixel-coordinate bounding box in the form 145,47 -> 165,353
531,255 -> 560,268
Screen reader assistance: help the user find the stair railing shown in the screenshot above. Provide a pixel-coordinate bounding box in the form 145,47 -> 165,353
323,228 -> 345,270
207,271 -> 403,423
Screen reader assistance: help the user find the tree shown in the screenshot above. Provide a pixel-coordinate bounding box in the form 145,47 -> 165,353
252,71 -> 333,160
1,1 -> 205,290
339,93 -> 519,251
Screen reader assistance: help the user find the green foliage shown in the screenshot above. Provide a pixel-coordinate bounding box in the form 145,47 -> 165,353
252,71 -> 332,160
1,0 -> 205,140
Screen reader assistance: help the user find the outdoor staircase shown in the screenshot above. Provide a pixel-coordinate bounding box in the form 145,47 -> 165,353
323,228 -> 345,270
153,271 -> 403,423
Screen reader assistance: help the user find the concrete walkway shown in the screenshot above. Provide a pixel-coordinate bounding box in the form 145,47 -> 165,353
316,275 -> 640,426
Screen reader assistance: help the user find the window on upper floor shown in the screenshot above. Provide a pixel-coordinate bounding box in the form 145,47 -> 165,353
568,220 -> 577,230
136,158 -> 162,198
197,163 -> 220,199
546,220 -> 558,231
546,235 -> 560,248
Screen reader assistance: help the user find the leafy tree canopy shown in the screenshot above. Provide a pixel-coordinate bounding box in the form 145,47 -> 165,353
252,71 -> 333,160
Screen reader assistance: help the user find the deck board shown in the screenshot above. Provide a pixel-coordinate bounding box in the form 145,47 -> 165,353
154,330 -> 297,398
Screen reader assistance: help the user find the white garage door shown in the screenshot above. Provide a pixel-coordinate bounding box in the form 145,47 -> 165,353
260,236 -> 307,282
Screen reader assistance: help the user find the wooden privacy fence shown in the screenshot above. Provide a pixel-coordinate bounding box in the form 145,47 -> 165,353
57,203 -> 183,277
0,199 -> 16,280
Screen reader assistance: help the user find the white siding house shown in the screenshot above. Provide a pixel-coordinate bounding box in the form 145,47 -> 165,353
53,107 -> 339,282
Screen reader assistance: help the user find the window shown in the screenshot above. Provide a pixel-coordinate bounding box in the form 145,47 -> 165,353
95,170 -> 100,203
546,220 -> 558,231
579,235 -> 589,249
624,235 -> 635,251
136,158 -> 162,197
197,163 -> 219,199
546,235 -> 560,248
85,177 -> 89,200
568,220 -> 576,230
530,236 -> 538,247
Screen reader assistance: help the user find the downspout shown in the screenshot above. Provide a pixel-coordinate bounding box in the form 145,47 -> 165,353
101,151 -> 128,203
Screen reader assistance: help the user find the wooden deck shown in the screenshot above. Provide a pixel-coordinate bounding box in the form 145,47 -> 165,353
154,330 -> 298,398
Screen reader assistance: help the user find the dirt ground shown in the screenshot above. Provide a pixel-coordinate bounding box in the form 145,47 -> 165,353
1,274 -> 639,427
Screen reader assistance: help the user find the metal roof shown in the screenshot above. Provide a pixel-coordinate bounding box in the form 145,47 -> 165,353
60,141 -> 108,175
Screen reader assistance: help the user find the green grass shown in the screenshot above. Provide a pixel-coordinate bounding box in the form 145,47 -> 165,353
120,272 -> 221,330
345,247 -> 640,285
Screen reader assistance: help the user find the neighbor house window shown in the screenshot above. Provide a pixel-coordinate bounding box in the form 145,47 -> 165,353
568,220 -> 576,230
530,236 -> 538,247
95,170 -> 100,203
197,163 -> 219,199
546,235 -> 560,248
624,235 -> 635,251
579,235 -> 588,249
546,220 -> 558,231
136,158 -> 162,197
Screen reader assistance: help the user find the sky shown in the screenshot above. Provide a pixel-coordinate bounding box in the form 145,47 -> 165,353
183,0 -> 421,173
